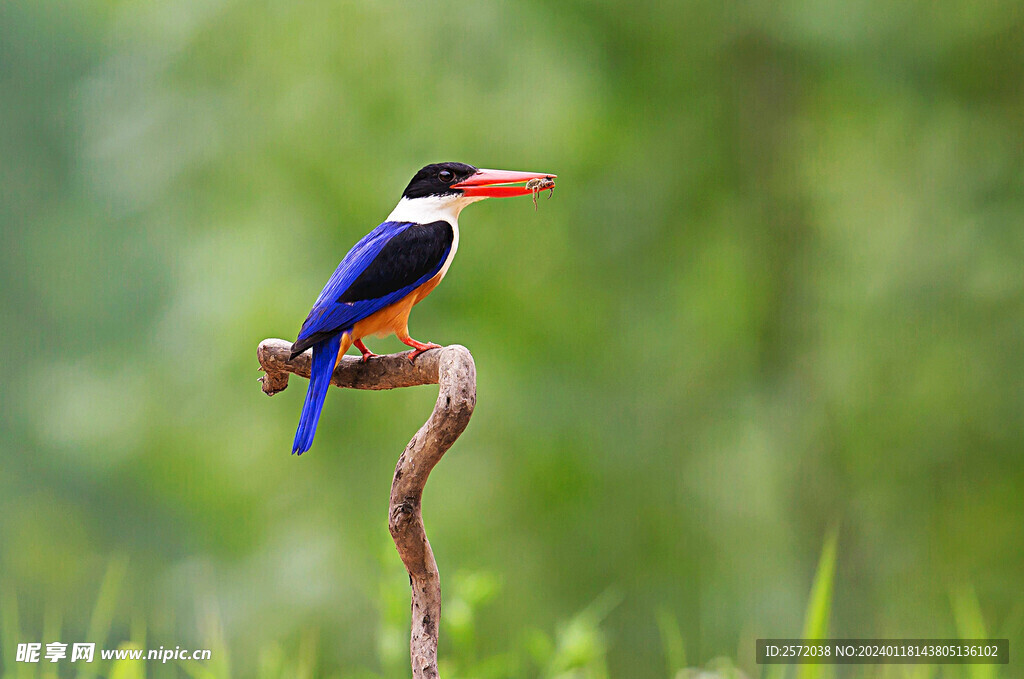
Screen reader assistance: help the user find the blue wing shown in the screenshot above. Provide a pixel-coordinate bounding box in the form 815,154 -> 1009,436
290,220 -> 452,356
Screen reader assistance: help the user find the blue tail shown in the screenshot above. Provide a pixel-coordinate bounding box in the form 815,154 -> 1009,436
292,333 -> 342,455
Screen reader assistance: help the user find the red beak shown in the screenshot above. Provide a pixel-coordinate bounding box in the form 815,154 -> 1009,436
451,168 -> 557,198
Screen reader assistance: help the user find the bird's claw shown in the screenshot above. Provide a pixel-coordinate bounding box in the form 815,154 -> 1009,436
406,342 -> 442,362
353,339 -> 377,362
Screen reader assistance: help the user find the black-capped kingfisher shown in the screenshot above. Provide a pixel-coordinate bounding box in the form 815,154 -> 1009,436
289,162 -> 556,455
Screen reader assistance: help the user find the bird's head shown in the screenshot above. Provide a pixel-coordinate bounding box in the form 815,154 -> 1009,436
391,162 -> 556,223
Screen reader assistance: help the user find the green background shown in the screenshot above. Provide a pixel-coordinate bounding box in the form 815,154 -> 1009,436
1,0 -> 1021,677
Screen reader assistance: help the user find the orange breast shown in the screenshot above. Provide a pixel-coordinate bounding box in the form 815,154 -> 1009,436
411,270 -> 445,303
350,272 -> 445,340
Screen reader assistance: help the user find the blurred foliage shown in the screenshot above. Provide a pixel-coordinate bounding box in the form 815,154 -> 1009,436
0,544 -> 1000,678
1,0 -> 1023,676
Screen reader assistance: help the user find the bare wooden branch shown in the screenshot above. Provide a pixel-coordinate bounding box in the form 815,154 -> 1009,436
257,338 -> 477,679
257,338 -> 456,394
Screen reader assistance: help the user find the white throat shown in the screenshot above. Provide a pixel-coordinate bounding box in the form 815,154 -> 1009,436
385,194 -> 484,225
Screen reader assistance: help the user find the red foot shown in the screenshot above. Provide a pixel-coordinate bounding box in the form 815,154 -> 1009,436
401,337 -> 441,362
353,339 -> 377,362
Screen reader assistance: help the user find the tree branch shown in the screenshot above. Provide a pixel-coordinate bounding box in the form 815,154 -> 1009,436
257,338 -> 476,679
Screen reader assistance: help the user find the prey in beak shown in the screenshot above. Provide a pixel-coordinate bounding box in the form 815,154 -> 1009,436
451,169 -> 557,198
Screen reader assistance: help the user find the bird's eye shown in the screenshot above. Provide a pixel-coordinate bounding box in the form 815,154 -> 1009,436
438,170 -> 454,182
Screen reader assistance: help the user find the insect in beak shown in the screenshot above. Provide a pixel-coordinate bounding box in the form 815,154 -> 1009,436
525,177 -> 556,210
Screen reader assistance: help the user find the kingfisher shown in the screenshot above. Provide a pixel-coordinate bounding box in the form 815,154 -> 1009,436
288,162 -> 556,454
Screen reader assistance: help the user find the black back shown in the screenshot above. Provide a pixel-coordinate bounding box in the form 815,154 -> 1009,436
338,221 -> 454,303
402,162 -> 478,199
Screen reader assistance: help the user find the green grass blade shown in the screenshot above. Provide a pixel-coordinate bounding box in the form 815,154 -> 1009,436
194,598 -> 230,679
41,601 -> 61,679
108,643 -> 145,679
178,659 -> 220,679
77,555 -> 129,679
795,527 -> 838,679
656,607 -> 686,677
1,580 -> 23,679
951,586 -> 995,679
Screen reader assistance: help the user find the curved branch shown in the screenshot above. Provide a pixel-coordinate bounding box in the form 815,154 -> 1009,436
257,338 -> 477,678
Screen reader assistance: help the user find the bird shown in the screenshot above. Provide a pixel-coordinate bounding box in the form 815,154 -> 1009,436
288,162 -> 556,455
